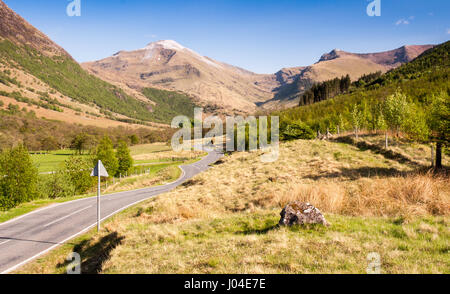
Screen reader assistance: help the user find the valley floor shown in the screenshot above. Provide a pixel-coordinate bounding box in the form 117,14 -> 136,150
16,136 -> 449,274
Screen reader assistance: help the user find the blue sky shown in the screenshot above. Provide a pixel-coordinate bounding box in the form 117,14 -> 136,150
4,0 -> 449,73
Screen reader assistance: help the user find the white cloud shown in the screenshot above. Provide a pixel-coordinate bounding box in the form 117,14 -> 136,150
395,19 -> 410,26
447,28 -> 450,35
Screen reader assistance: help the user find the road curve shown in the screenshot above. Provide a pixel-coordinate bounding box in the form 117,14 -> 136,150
0,148 -> 223,274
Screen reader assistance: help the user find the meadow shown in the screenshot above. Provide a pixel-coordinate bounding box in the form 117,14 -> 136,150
1,143 -> 205,223
17,134 -> 449,274
31,143 -> 176,173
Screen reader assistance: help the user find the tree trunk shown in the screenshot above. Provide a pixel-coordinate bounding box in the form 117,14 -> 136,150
431,144 -> 435,168
436,142 -> 443,169
385,131 -> 388,149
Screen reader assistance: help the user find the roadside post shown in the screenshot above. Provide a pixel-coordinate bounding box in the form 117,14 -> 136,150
91,160 -> 109,232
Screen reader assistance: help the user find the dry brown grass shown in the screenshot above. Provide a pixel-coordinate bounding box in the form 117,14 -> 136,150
273,173 -> 449,219
123,139 -> 449,225
16,139 -> 450,274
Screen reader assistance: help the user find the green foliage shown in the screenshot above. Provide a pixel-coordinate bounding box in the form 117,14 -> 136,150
383,90 -> 410,135
129,134 -> 139,145
0,40 -> 155,122
64,156 -> 95,195
115,140 -> 133,177
280,121 -> 315,141
141,88 -> 198,121
94,136 -> 118,177
38,171 -> 75,199
428,91 -> 450,145
0,145 -> 38,209
274,41 -> 450,143
351,104 -> 363,131
70,133 -> 95,155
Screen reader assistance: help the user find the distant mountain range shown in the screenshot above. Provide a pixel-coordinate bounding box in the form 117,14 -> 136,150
84,40 -> 433,113
0,0 -> 436,126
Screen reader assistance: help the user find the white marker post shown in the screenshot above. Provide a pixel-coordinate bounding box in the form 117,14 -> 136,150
91,160 -> 109,232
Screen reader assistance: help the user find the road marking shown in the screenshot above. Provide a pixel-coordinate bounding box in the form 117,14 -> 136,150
43,206 -> 92,228
0,150 -> 221,274
0,240 -> 11,246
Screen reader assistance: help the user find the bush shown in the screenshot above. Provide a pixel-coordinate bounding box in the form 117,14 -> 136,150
38,171 -> 75,199
65,156 -> 95,195
280,121 -> 316,141
94,136 -> 118,177
0,145 -> 38,210
116,140 -> 133,177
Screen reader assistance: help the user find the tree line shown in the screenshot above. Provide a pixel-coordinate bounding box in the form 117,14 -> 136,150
299,75 -> 351,106
0,107 -> 176,152
0,136 -> 134,210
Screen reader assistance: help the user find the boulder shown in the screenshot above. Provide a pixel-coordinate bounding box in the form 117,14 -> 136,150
279,201 -> 330,227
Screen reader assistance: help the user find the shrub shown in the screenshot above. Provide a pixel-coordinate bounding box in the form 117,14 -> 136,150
116,140 -> 133,177
65,156 -> 95,195
0,145 -> 38,209
280,121 -> 315,141
38,171 -> 75,199
94,136 -> 118,177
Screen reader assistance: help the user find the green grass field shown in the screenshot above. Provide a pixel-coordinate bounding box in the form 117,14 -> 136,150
31,143 -> 173,173
0,143 -> 204,224
129,143 -> 172,156
31,150 -> 85,173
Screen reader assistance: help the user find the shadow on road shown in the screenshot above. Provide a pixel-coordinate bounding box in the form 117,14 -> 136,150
57,232 -> 124,274
0,237 -> 77,246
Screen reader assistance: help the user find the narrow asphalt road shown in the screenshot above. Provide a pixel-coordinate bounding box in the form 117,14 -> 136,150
0,148 -> 223,274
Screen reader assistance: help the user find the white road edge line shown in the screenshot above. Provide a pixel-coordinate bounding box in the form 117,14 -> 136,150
1,151 -> 221,274
0,165 -> 193,274
1,193 -> 162,274
0,163 -> 189,227
43,206 -> 93,228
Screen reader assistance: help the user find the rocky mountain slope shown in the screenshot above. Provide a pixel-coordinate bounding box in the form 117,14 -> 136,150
84,41 -> 433,113
0,1 -> 197,127
261,45 -> 434,109
0,1 -> 70,57
83,40 -> 275,114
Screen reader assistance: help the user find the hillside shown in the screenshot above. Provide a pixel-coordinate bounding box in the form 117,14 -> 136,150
262,45 -> 434,109
16,138 -> 449,274
82,40 -> 433,113
275,41 -> 449,134
0,1 -> 200,127
82,40 -> 274,115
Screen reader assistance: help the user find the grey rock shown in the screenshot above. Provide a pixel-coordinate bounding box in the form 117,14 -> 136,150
279,201 -> 330,227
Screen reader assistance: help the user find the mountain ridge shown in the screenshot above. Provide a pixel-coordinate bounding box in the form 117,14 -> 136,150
84,40 -> 434,113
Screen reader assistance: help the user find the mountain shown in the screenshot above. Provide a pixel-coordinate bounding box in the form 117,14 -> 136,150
0,1 -> 199,127
82,40 -> 274,115
260,45 -> 434,109
84,41 -> 434,113
0,1 -> 70,57
275,40 -> 449,136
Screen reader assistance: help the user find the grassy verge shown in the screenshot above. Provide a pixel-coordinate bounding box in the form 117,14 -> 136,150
15,211 -> 449,274
15,138 -> 449,274
0,161 -> 191,224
